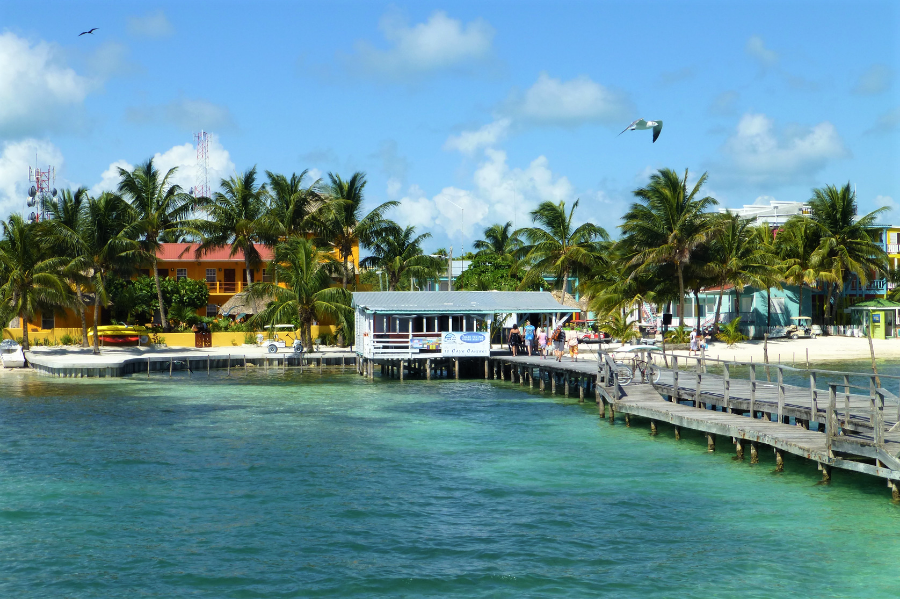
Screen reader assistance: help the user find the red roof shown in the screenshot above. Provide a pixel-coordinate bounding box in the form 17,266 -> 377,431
156,243 -> 274,262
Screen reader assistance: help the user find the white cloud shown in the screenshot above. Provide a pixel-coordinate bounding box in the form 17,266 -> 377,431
746,36 -> 778,68
866,106 -> 900,134
721,113 -> 847,186
126,98 -> 235,131
92,135 -> 236,199
307,168 -> 323,183
348,10 -> 494,79
127,10 -> 175,38
854,64 -> 893,95
444,118 -> 511,155
505,72 -> 632,126
0,32 -> 94,136
386,177 -> 402,198
874,195 -> 896,210
0,139 -> 66,220
394,149 -> 577,242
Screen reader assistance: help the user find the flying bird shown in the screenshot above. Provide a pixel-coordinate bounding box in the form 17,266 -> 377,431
79,28 -> 98,36
619,119 -> 663,143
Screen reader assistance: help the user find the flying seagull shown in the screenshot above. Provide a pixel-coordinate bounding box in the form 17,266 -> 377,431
79,28 -> 98,36
619,119 -> 663,143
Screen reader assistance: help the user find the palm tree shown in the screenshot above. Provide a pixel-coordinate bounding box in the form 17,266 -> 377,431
360,223 -> 441,291
706,212 -> 772,332
473,221 -> 522,259
751,224 -> 785,330
118,158 -> 194,332
807,183 -> 888,326
516,199 -> 609,306
777,216 -> 832,322
247,237 -> 351,350
266,169 -> 325,237
319,172 -> 398,289
42,187 -> 92,346
583,244 -> 648,319
83,193 -> 140,354
0,215 -> 72,350
620,168 -> 718,327
195,166 -> 277,289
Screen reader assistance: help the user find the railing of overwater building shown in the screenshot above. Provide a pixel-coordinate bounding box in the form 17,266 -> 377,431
366,332 -> 444,359
206,281 -> 247,294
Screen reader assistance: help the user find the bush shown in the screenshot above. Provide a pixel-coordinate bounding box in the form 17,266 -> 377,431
665,326 -> 691,344
60,333 -> 77,345
716,318 -> 748,347
243,332 -> 257,345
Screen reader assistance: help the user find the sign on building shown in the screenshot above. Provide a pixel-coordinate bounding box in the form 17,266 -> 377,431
440,331 -> 490,357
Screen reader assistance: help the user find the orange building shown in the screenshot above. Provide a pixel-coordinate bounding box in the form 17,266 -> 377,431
7,241 -> 359,337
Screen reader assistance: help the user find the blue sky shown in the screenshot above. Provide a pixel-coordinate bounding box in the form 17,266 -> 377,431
1,0 -> 898,253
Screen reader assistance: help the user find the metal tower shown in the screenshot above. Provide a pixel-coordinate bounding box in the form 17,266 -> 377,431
26,159 -> 56,222
193,130 -> 210,199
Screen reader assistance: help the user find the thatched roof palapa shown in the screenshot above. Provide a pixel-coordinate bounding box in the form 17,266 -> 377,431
218,291 -> 275,317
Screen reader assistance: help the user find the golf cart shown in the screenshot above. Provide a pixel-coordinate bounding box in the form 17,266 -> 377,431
786,316 -> 817,339
264,324 -> 304,353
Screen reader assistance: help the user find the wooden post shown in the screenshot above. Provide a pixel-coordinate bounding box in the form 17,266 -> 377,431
890,480 -> 899,502
208,355 -> 211,377
650,420 -> 658,435
579,378 -> 584,402
454,359 -> 459,380
484,359 -> 489,379
674,426 -> 680,440
400,360 -> 404,381
625,413 -> 631,427
750,441 -> 759,464
227,354 -> 230,376
148,357 -> 151,378
706,433 -> 715,452
564,374 -> 569,397
427,359 -> 431,381
672,356 -> 679,402
775,449 -> 784,472
820,463 -> 831,482
749,364 -> 757,418
735,438 -> 744,460
777,366 -> 785,423
598,397 -> 606,418
809,371 -> 818,428
843,375 -> 851,429
551,373 -> 556,395
826,385 -> 836,455
540,369 -> 545,391
723,363 -> 731,413
608,403 -> 615,424
169,357 -> 173,377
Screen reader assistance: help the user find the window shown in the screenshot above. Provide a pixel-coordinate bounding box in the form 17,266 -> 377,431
206,304 -> 218,317
206,268 -> 216,282
771,297 -> 785,314
41,312 -> 54,330
740,296 -> 753,313
157,268 -> 168,279
262,269 -> 272,282
176,268 -> 187,280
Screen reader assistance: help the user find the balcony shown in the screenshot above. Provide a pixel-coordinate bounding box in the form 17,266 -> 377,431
888,244 -> 900,255
206,281 -> 247,294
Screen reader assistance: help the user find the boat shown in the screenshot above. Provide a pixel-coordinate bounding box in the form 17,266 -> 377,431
0,339 -> 26,368
88,325 -> 148,347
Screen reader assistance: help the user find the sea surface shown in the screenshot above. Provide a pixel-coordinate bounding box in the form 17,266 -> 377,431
1,363 -> 898,598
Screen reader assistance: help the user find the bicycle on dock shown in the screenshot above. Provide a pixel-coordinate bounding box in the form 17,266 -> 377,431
611,346 -> 661,386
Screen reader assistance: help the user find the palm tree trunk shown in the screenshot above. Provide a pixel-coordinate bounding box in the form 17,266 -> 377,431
766,288 -> 771,329
823,283 -> 834,329
92,283 -> 102,355
560,266 -> 570,308
693,289 -> 700,333
77,284 -> 89,347
676,263 -> 686,328
342,255 -> 349,289
20,311 -> 29,350
152,257 -> 170,332
713,285 -> 725,334
798,284 -> 803,319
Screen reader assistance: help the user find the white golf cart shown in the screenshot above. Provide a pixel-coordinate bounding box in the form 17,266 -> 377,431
786,316 -> 817,339
264,324 -> 304,354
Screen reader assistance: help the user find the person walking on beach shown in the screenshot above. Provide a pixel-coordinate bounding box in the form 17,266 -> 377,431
567,328 -> 580,361
523,320 -> 535,356
509,324 -> 522,356
551,326 -> 565,362
537,327 -> 548,359
689,328 -> 698,356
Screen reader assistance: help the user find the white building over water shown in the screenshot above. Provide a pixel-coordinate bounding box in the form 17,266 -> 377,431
720,200 -> 811,227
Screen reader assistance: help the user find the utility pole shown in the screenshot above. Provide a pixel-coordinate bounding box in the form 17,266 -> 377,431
448,247 -> 453,292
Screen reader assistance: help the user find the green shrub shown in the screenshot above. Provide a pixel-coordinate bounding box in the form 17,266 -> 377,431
60,333 -> 76,345
665,326 -> 691,344
243,332 -> 257,345
716,318 -> 748,347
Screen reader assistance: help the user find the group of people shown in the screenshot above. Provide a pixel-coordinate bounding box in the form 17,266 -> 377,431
508,321 -> 581,362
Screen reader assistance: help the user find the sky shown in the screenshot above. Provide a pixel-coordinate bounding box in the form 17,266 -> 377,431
1,0 -> 898,255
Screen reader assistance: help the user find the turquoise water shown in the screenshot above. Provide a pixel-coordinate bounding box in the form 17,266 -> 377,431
1,370 -> 898,598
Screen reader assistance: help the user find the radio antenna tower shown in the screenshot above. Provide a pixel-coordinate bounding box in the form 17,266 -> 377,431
26,156 -> 56,223
193,130 -> 210,199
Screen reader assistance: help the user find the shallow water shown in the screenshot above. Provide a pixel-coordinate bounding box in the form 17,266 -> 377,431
1,369 -> 898,597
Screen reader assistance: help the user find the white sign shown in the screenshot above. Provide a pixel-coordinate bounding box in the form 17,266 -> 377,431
440,331 -> 490,357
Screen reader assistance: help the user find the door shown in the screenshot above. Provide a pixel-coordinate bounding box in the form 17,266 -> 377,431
887,310 -> 895,338
223,269 -> 236,293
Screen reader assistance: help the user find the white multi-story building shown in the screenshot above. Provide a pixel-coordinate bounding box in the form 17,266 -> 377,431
719,200 -> 811,227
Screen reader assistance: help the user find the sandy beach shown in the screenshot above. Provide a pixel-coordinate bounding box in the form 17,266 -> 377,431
662,335 -> 900,365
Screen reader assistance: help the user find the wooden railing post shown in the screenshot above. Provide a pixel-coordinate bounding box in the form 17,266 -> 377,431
826,385 -> 836,455
749,364 -> 757,418
843,374 -> 851,429
777,366 -> 785,423
673,356 -> 679,402
875,390 -> 886,447
809,371 -> 818,426
723,363 -> 731,413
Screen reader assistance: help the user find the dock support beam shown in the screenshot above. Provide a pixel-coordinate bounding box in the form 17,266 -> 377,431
625,413 -> 630,427
650,421 -> 658,435
890,480 -> 899,501
598,398 -> 605,418
674,426 -> 680,440
427,359 -> 431,380
750,442 -> 759,464
735,438 -> 744,460
820,463 -> 831,483
485,359 -> 489,379
454,359 -> 459,380
707,433 -> 715,452
775,449 -> 784,472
